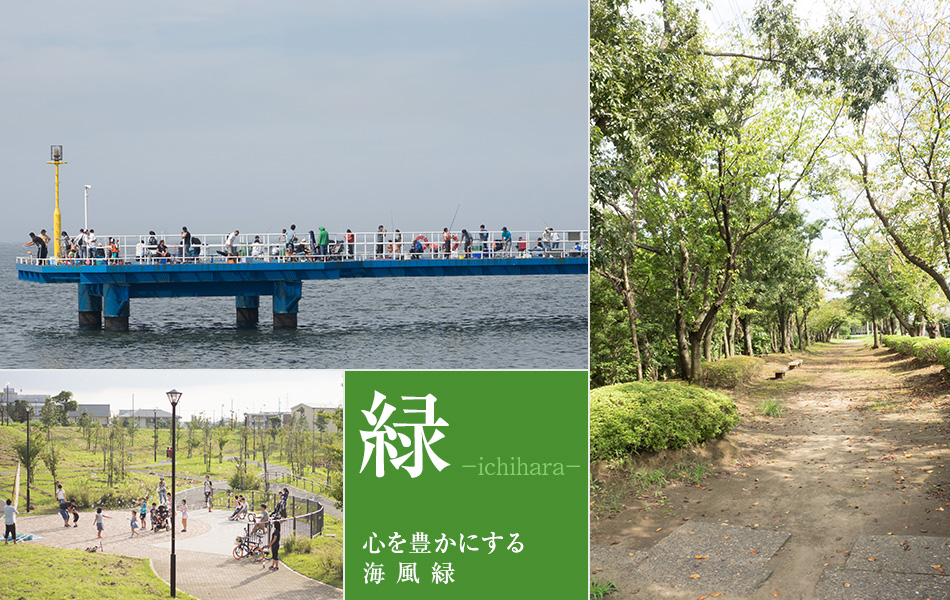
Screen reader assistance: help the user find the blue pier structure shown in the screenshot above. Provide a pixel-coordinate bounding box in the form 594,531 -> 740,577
17,229 -> 588,330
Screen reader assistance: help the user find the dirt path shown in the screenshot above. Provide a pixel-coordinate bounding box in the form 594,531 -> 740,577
591,340 -> 950,599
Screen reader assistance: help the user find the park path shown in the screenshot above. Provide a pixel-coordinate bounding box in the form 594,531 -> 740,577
591,340 -> 950,599
17,506 -> 342,600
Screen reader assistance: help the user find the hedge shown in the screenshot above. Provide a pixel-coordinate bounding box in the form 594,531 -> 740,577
881,334 -> 950,370
700,356 -> 765,389
590,381 -> 740,460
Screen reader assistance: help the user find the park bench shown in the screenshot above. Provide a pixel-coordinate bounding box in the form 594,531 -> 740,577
788,359 -> 803,370
774,367 -> 787,379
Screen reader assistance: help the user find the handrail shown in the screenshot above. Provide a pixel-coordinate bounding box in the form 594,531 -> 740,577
18,229 -> 589,267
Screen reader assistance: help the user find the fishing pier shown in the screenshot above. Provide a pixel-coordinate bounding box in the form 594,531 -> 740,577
16,229 -> 588,330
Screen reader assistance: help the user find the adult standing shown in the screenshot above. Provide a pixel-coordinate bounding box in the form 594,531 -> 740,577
39,229 -> 51,247
60,231 -> 72,257
460,229 -> 472,257
318,226 -> 329,257
181,227 -> 192,258
376,226 -> 386,256
550,229 -> 560,254
56,484 -> 69,526
24,233 -> 48,260
87,229 -> 98,257
4,499 -> 18,544
346,229 -> 354,257
158,476 -> 167,505
286,224 -> 297,254
267,518 -> 281,571
442,228 -> 452,258
479,224 -> 489,255
541,228 -> 553,256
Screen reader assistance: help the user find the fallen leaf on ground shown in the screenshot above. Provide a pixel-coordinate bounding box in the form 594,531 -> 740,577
694,555 -> 709,559
689,574 -> 701,579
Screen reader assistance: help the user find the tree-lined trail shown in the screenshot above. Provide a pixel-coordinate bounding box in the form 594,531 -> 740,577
592,340 -> 950,599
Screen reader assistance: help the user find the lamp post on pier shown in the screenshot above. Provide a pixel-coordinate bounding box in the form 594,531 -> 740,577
83,185 -> 91,231
46,145 -> 67,259
166,389 -> 182,598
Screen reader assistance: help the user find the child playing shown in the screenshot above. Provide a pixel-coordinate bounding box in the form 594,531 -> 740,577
69,499 -> 79,527
180,499 -> 189,533
95,507 -> 111,539
130,510 -> 140,538
139,499 -> 148,528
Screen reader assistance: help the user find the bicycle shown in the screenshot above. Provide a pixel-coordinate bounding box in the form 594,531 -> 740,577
233,534 -> 271,562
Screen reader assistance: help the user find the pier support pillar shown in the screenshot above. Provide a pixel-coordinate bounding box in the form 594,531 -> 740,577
78,283 -> 102,330
273,281 -> 301,329
103,283 -> 130,331
236,295 -> 260,328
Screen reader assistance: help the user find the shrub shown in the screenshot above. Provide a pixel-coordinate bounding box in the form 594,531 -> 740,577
937,340 -> 950,371
912,338 -> 940,362
590,381 -> 740,460
228,469 -> 260,491
700,356 -> 765,389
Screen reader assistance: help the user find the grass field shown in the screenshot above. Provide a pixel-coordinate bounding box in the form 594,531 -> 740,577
281,515 -> 343,588
0,544 -> 197,600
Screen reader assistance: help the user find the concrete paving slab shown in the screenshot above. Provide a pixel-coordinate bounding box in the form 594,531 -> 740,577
844,535 -> 950,576
590,544 -> 648,572
634,521 -> 791,595
815,568 -> 950,600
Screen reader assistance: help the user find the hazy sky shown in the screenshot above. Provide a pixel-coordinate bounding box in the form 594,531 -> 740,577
0,369 -> 344,421
3,1 -> 587,242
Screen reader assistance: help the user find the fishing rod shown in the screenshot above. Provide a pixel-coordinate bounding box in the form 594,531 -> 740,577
449,201 -> 462,231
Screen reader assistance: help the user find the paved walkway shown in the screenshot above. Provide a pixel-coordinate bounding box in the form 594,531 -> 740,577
16,507 -> 342,600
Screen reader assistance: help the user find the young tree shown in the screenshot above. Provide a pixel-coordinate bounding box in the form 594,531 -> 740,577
13,437 -> 44,486
214,427 -> 230,464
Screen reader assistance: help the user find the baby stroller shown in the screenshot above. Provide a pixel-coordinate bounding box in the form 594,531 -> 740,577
152,504 -> 170,532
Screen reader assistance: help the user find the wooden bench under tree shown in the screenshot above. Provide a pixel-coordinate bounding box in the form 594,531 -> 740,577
775,368 -> 787,380
788,359 -> 803,370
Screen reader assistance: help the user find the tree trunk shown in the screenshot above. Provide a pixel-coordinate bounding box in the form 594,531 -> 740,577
703,325 -> 714,362
675,312 -> 691,380
725,313 -> 737,357
689,331 -> 704,383
741,314 -> 754,356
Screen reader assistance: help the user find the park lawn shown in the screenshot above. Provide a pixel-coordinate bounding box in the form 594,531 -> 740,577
0,544 -> 196,600
280,515 -> 343,588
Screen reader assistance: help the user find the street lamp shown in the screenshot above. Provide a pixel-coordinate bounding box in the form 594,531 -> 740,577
26,404 -> 32,513
166,389 -> 182,598
153,409 -> 158,462
83,185 -> 91,231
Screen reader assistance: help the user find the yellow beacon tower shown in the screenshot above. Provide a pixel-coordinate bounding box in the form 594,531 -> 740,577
46,145 -> 67,259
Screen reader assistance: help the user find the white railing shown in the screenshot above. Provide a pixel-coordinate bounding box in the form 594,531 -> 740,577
17,229 -> 589,266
